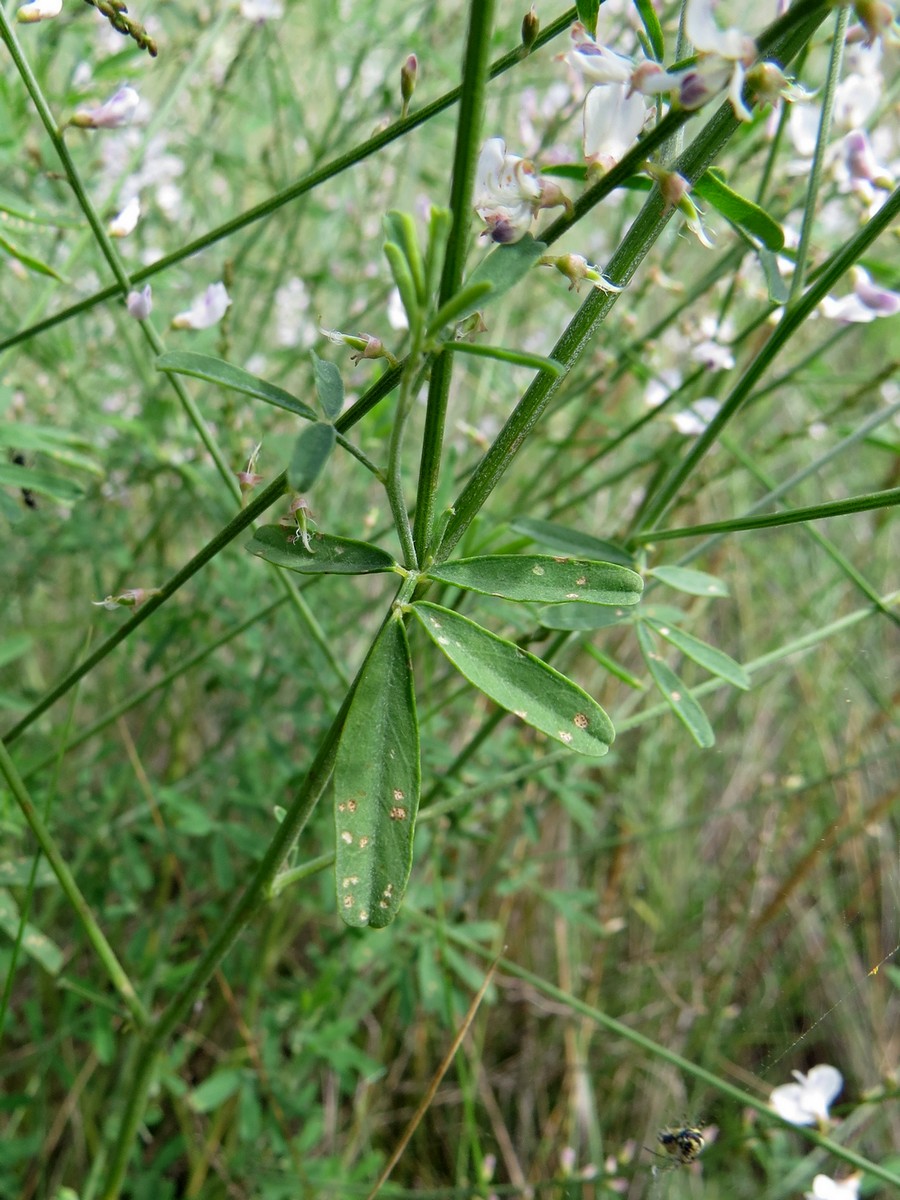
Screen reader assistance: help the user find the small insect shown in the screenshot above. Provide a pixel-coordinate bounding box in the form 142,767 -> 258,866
656,1123 -> 705,1166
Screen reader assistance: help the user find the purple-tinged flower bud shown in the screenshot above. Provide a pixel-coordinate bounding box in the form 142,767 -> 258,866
126,285 -> 152,320
71,86 -> 140,129
400,54 -> 418,108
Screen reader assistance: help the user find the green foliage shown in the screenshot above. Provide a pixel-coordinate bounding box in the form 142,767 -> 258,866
1,2 -> 898,1199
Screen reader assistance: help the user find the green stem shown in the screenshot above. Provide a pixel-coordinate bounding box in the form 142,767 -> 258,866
0,739 -> 150,1028
98,676 -> 357,1199
413,0 -> 495,559
637,183 -> 900,532
3,474 -> 289,744
789,3 -> 849,303
0,9 -> 579,357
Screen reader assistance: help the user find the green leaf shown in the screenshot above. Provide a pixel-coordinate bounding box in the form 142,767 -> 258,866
758,246 -> 791,304
424,206 -> 452,300
636,625 -> 715,748
426,554 -> 642,606
458,234 -> 547,322
188,1068 -> 245,1113
156,352 -> 316,421
439,341 -> 565,377
0,634 -> 33,669
0,233 -> 66,282
634,0 -> 665,60
411,602 -> 614,757
648,566 -> 729,597
310,351 -> 344,421
334,616 -> 420,929
694,170 -> 784,252
426,280 -> 494,337
0,465 -> 84,502
0,857 -> 57,887
576,0 -> 600,37
248,525 -> 397,575
644,617 -> 751,689
511,518 -> 634,566
0,889 -> 64,975
288,421 -> 336,491
536,604 -> 630,632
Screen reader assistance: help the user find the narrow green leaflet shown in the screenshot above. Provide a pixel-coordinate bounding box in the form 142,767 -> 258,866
694,170 -> 784,252
0,233 -> 66,281
648,565 -> 729,596
644,617 -> 751,690
511,518 -> 634,566
334,615 -> 420,929
0,464 -> 84,502
634,0 -> 664,60
156,352 -> 316,421
0,888 -> 64,975
188,1068 -> 245,1114
411,602 -> 615,756
636,624 -> 715,748
289,421 -> 336,491
438,341 -> 565,377
248,525 -> 397,575
310,351 -> 344,421
537,604 -> 630,632
426,555 -> 642,606
456,234 -> 547,323
576,0 -> 600,37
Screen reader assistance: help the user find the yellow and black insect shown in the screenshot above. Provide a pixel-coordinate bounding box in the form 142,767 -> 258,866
656,1123 -> 705,1166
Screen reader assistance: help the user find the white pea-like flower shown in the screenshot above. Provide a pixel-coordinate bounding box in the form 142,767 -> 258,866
474,137 -> 543,244
16,0 -> 62,22
71,86 -> 141,130
804,1172 -> 862,1200
769,1064 -> 843,1126
172,282 -> 232,330
583,82 -> 648,170
109,197 -> 141,238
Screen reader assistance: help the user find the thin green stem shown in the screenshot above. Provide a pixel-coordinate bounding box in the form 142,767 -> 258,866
0,738 -> 150,1028
3,474 -> 289,744
637,184 -> 900,532
789,3 -> 849,303
413,0 -> 495,560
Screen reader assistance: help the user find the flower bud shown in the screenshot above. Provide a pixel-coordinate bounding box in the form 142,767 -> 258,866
126,285 -> 152,320
400,54 -> 417,105
521,5 -> 539,53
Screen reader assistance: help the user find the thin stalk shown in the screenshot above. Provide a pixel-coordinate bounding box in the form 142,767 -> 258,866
413,0 -> 495,559
0,9 -> 579,356
3,474 -> 289,744
0,739 -> 149,1029
789,3 -> 849,303
637,183 -> 900,532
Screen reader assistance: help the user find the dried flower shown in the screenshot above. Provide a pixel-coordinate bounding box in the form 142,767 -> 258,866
93,588 -> 161,611
539,253 -> 622,294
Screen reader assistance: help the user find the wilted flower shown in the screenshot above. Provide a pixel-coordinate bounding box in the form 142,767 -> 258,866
320,327 -> 399,366
16,0 -> 62,21
172,282 -> 232,330
770,1064 -> 843,1126
583,82 -> 648,170
236,443 -> 264,499
72,86 -> 141,130
109,196 -> 140,238
804,1172 -> 862,1200
93,588 -> 161,610
279,496 -> 316,552
645,164 -> 715,247
539,253 -> 622,294
126,285 -> 152,320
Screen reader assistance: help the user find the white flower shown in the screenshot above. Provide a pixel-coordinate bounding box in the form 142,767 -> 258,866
672,398 -> 720,435
583,82 -> 648,170
769,1064 -> 843,1126
72,86 -> 141,130
804,1172 -> 862,1200
820,266 -> 900,323
691,338 -> 734,371
126,285 -> 152,320
16,0 -> 62,21
172,282 -> 232,330
240,0 -> 284,18
684,0 -> 758,120
563,22 -> 635,86
109,196 -> 140,238
474,138 -> 542,243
